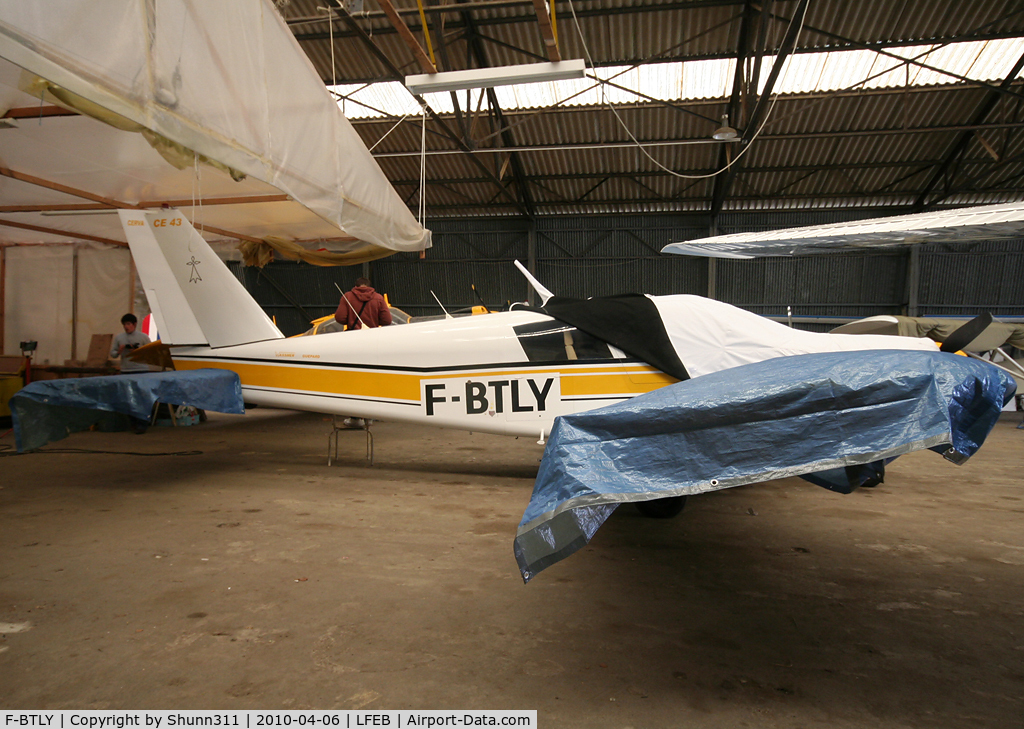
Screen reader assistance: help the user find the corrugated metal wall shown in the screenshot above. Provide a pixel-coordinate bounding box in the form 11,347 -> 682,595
917,240 -> 1024,317
233,212 -> 1024,336
373,218 -> 531,317
228,260 -> 364,337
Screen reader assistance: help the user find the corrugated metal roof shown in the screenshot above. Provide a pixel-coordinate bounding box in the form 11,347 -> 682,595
276,0 -> 1024,216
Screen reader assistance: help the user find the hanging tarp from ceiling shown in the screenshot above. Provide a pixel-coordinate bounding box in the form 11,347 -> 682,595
513,350 -> 1016,582
0,0 -> 429,257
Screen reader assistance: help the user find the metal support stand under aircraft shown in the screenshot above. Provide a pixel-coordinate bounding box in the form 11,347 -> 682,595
327,416 -> 374,466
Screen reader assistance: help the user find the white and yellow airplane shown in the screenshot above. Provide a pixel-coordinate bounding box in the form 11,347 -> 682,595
119,208 -> 946,442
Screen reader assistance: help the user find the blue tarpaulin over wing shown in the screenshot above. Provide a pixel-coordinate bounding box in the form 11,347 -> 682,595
10,369 -> 245,452
514,350 -> 1016,582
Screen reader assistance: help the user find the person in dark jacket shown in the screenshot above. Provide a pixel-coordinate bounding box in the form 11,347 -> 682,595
334,278 -> 392,330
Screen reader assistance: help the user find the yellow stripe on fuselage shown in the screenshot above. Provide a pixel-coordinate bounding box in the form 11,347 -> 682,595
173,358 -> 676,400
175,359 -> 421,400
562,369 -> 677,396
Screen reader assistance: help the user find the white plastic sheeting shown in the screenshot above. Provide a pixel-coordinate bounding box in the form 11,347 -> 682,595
651,295 -> 937,376
3,245 -> 132,364
0,0 -> 429,253
74,247 -> 131,360
3,246 -> 73,365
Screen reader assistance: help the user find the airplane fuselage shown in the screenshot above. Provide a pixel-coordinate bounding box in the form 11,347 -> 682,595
170,309 -> 676,438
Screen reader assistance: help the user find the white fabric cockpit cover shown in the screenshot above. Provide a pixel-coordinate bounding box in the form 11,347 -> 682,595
649,295 -> 938,377
0,1 -> 430,253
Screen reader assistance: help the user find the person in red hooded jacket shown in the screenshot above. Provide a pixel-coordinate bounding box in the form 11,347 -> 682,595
334,277 -> 393,330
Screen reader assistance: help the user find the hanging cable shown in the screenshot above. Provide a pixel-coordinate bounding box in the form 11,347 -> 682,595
318,5 -> 340,112
368,112 -> 413,152
564,0 -> 809,180
419,105 -> 428,225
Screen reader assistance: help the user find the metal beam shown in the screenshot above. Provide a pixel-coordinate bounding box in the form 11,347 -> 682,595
426,0 -> 470,144
475,32 -> 548,63
708,0 -> 759,214
913,48 -> 1024,211
906,244 -> 920,316
291,0 -> 746,38
459,1 -> 536,217
709,0 -> 808,218
329,0 -> 529,216
371,119 -> 1024,163
764,5 -> 1024,104
417,188 -> 1024,211
381,158 -> 966,186
288,0 -> 744,25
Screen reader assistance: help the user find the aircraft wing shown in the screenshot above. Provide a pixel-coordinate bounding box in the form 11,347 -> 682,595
514,350 -> 1016,582
661,201 -> 1024,258
0,1 -> 430,260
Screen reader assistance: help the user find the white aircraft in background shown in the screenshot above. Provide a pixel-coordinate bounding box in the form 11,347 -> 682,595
114,203 -> 1020,579
119,208 -> 955,445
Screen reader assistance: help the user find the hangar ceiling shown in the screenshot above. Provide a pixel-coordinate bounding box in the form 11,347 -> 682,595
278,0 -> 1024,220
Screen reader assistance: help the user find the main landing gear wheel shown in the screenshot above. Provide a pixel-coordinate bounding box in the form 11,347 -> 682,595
635,495 -> 687,519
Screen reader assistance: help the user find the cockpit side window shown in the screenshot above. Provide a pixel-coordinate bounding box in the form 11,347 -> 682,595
514,321 -> 613,362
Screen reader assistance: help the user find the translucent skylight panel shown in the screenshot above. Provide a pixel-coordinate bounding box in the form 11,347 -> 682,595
331,81 -> 422,118
331,38 -> 1024,120
887,44 -> 965,86
677,58 -> 734,99
965,38 -> 1024,81
860,48 -> 921,89
817,49 -> 886,91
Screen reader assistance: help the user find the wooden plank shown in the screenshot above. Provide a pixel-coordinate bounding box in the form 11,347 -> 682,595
531,0 -> 561,62
375,0 -> 437,74
2,105 -> 77,119
0,194 -> 290,214
0,167 -> 141,210
86,333 -> 113,367
0,218 -> 126,247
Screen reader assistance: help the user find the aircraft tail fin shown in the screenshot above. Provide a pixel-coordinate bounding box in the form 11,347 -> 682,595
118,210 -> 283,348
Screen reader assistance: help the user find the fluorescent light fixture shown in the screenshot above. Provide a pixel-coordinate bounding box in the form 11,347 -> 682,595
406,59 -> 587,95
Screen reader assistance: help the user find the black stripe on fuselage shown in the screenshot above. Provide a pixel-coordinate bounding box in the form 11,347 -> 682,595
175,354 -> 648,374
240,385 -> 421,407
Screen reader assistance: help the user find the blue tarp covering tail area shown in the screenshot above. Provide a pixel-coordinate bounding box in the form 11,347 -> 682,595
514,350 -> 1016,582
10,369 -> 245,452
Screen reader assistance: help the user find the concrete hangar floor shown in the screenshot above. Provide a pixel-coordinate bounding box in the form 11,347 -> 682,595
0,408 -> 1022,726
